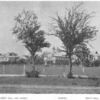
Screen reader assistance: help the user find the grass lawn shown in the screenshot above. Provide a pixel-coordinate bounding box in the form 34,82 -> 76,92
0,76 -> 100,93
0,76 -> 99,86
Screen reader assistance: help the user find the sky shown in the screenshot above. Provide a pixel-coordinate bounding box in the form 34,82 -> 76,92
0,1 -> 100,56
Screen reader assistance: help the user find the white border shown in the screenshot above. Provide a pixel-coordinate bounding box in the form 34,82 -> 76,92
0,0 -> 98,2
0,94 -> 100,100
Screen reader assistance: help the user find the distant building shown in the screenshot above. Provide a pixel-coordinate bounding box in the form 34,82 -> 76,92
54,55 -> 67,61
0,53 -> 19,63
0,55 -> 9,62
44,54 -> 69,65
92,52 -> 100,61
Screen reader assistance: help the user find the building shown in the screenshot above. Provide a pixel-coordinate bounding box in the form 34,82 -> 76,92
44,54 -> 69,65
0,53 -> 19,63
0,55 -> 9,62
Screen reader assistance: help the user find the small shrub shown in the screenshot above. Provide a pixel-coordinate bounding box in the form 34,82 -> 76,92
26,70 -> 40,78
93,60 -> 100,67
67,72 -> 74,78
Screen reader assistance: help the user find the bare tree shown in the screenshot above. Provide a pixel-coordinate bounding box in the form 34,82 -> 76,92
13,10 -> 49,72
52,4 -> 98,78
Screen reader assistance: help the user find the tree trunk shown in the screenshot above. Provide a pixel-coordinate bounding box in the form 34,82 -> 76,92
31,56 -> 35,71
67,54 -> 73,78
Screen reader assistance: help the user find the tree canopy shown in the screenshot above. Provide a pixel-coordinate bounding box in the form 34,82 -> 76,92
52,4 -> 98,78
13,10 -> 49,58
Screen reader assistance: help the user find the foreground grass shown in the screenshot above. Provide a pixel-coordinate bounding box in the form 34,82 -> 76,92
1,85 -> 100,94
0,76 -> 100,93
0,76 -> 99,86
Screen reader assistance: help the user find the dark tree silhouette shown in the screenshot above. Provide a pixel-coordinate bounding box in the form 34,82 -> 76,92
13,10 -> 49,71
52,4 -> 98,78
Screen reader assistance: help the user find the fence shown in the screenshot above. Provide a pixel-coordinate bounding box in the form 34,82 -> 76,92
0,64 -> 27,76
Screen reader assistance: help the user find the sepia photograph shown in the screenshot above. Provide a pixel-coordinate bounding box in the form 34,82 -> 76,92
0,1 -> 100,94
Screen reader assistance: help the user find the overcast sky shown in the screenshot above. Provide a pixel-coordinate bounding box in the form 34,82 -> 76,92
0,1 -> 100,56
